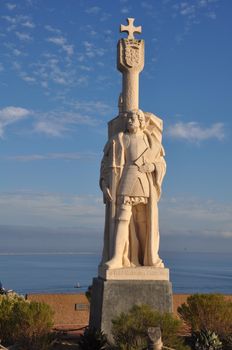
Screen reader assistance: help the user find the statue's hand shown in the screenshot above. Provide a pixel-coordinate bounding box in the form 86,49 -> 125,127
102,181 -> 113,202
139,162 -> 155,173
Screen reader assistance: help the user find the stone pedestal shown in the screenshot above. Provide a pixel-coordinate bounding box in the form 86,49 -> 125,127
89,268 -> 173,343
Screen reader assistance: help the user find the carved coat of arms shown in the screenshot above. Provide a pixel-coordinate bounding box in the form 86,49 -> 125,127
124,39 -> 141,68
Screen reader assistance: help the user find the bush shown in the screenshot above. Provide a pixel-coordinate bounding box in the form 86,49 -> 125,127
78,327 -> 109,350
192,329 -> 222,350
0,293 -> 25,344
177,294 -> 232,338
0,294 -> 54,350
111,304 -> 190,350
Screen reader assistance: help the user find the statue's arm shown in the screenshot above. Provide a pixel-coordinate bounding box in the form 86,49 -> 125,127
100,141 -> 113,202
155,146 -> 166,184
153,146 -> 166,200
138,132 -> 160,173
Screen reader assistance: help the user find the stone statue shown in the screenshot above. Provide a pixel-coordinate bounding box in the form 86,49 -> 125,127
89,19 -> 172,341
100,108 -> 166,269
99,18 -> 166,270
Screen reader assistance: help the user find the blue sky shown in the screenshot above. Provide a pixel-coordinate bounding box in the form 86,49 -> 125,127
0,0 -> 232,254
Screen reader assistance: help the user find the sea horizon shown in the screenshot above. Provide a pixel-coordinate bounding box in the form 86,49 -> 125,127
0,251 -> 231,295
0,249 -> 230,255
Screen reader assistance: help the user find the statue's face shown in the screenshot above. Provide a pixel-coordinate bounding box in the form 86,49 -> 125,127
127,113 -> 140,133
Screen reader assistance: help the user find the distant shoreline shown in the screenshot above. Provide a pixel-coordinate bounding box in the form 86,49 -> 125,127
0,252 -> 99,256
0,250 -> 231,256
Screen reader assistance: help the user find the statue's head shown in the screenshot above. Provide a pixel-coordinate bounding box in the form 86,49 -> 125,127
127,109 -> 145,133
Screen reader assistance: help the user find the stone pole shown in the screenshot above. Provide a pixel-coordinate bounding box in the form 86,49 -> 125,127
118,18 -> 144,112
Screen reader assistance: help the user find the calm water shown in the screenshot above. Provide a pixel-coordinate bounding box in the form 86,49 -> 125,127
0,252 -> 231,295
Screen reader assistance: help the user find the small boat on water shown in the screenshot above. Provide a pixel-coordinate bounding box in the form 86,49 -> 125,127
74,282 -> 81,288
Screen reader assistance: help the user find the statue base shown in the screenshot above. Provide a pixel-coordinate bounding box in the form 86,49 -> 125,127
89,270 -> 173,343
98,266 -> 170,280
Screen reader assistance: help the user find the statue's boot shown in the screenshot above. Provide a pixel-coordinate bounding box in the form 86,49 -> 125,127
152,257 -> 164,268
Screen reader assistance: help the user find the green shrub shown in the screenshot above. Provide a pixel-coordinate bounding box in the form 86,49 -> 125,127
0,293 -> 25,344
78,327 -> 109,350
0,294 -> 54,350
111,304 -> 190,350
192,329 -> 222,350
177,294 -> 232,338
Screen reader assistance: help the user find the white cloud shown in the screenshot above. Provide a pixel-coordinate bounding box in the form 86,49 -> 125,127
207,11 -> 216,19
21,75 -> 36,83
79,64 -> 92,72
141,1 -> 153,10
77,76 -> 89,86
32,57 -> 76,87
21,20 -> 35,28
121,7 -> 130,14
80,24 -> 97,37
2,14 -> 35,32
83,41 -> 106,58
15,31 -> 32,41
12,48 -> 22,56
171,0 -> 220,31
160,196 -> 232,239
167,121 -> 225,142
0,102 -> 105,138
0,63 -> 4,72
100,12 -> 112,22
11,60 -> 36,83
35,120 -> 66,137
12,60 -> 21,70
71,100 -> 112,116
2,152 -> 98,162
2,15 -> 17,24
44,25 -> 61,34
198,0 -> 208,7
180,3 -> 196,16
34,110 -> 99,137
0,106 -> 31,138
86,6 -> 101,14
47,36 -> 74,56
6,3 -> 16,10
0,191 -> 104,228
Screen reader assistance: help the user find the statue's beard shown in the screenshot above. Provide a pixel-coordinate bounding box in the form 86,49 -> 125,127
128,125 -> 139,133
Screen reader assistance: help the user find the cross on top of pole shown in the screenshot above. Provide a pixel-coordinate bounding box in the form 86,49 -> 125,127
120,18 -> 142,40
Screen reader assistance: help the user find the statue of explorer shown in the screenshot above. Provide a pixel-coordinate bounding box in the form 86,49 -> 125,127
99,109 -> 166,269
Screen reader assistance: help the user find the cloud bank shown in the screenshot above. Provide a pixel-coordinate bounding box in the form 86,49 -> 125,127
0,106 -> 31,138
167,122 -> 225,142
0,191 -> 231,252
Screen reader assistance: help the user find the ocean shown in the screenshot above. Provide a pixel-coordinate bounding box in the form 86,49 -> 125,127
0,251 -> 231,295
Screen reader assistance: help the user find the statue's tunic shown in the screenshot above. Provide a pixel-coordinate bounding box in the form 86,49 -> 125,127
118,132 -> 149,198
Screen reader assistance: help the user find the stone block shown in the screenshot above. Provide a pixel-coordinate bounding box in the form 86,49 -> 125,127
89,277 -> 173,343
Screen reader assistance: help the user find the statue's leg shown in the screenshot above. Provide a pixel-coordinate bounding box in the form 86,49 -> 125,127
106,203 -> 132,269
99,202 -> 110,266
134,203 -> 147,264
128,213 -> 141,267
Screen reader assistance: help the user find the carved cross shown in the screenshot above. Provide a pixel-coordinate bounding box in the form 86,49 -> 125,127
120,18 -> 142,40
